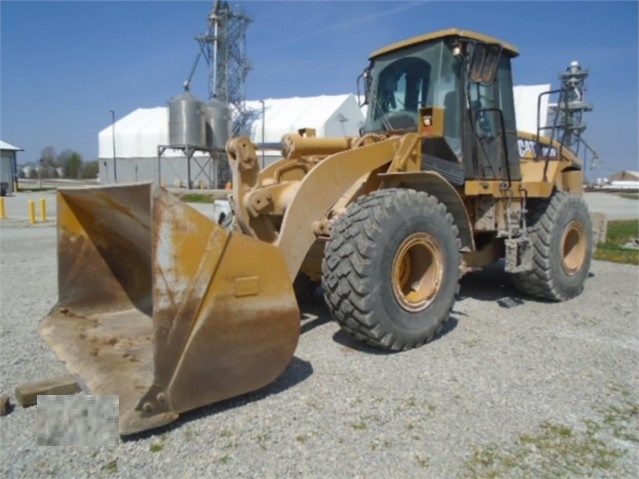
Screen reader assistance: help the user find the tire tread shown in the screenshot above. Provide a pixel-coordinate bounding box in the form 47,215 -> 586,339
512,191 -> 592,301
322,189 -> 461,351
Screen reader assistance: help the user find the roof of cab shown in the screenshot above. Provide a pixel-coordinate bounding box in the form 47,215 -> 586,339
370,28 -> 519,59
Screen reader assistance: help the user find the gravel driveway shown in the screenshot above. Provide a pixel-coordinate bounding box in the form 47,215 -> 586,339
0,195 -> 637,478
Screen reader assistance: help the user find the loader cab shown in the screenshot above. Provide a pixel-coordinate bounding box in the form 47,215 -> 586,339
362,29 -> 522,185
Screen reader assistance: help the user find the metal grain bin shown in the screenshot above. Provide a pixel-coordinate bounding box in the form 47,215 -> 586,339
204,99 -> 232,151
168,92 -> 206,147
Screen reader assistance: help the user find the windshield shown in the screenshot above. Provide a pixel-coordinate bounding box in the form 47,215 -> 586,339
363,40 -> 460,135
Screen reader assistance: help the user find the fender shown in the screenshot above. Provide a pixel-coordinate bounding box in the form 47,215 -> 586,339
378,171 -> 475,252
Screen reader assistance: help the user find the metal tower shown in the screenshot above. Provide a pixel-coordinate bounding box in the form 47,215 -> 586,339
538,61 -> 599,182
196,1 -> 253,136
547,62 -> 598,164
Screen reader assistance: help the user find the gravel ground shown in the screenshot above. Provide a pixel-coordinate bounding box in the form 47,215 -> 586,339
584,192 -> 639,220
0,193 -> 638,478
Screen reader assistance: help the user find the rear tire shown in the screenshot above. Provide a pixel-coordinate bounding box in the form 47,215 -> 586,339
322,189 -> 461,351
512,191 -> 592,301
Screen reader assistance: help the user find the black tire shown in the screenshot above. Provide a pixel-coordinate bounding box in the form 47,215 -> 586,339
512,191 -> 592,301
321,189 -> 461,351
293,273 -> 321,305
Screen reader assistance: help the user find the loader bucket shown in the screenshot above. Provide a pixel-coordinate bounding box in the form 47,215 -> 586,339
40,183 -> 300,435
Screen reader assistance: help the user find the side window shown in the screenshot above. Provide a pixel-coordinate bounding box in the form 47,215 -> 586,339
469,82 -> 498,137
496,56 -> 517,131
436,53 -> 462,154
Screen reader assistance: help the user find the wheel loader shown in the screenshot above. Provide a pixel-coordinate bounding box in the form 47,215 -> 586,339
40,29 -> 597,435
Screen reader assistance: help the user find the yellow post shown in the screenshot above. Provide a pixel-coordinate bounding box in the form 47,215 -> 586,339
160,178 -> 166,188
0,197 -> 6,219
40,197 -> 47,222
199,180 -> 204,190
28,200 -> 36,224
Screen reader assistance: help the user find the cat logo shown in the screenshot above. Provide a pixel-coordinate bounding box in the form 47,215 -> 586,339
517,138 -> 558,159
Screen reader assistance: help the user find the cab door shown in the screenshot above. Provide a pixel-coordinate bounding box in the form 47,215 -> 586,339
465,55 -> 521,182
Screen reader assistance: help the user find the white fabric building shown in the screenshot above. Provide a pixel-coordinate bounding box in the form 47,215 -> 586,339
98,94 -> 365,187
97,87 -> 555,187
245,94 -> 364,143
512,84 -> 551,134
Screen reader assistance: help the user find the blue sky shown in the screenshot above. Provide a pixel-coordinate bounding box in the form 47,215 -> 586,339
1,0 -> 637,179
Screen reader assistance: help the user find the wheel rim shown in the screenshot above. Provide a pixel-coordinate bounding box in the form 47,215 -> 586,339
561,221 -> 586,275
391,232 -> 443,312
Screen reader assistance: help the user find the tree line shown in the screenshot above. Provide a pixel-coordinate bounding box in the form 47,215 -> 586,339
21,146 -> 99,180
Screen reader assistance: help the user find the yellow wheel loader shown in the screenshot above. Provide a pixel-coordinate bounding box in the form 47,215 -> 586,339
41,29 -> 597,434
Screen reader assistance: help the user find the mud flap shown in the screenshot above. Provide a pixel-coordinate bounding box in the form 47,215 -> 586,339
40,183 -> 300,435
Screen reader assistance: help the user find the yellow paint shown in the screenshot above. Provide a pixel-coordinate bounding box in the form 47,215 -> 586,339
235,277 -> 259,297
40,198 -> 47,222
465,180 -> 523,197
0,197 -> 5,219
28,200 -> 36,224
56,192 -> 87,237
516,130 -> 581,167
521,182 -> 554,198
519,158 -> 562,184
370,28 -> 519,59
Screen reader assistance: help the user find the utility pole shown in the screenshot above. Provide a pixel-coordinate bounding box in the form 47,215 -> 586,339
109,110 -> 118,182
260,99 -> 265,168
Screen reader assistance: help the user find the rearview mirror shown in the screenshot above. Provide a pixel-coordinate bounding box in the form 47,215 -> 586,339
469,43 -> 502,85
357,67 -> 372,106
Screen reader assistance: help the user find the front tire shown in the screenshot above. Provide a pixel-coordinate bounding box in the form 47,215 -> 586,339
321,189 -> 461,351
512,191 -> 592,301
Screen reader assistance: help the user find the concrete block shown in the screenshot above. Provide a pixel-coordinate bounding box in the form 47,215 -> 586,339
590,211 -> 608,246
0,395 -> 10,416
15,376 -> 82,407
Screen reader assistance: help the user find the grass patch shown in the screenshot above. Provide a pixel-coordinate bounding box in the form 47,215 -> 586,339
183,427 -> 198,441
17,186 -> 58,192
594,220 -> 638,265
615,192 -> 639,200
464,421 -> 622,478
462,383 -> 637,478
178,193 -> 217,203
352,420 -> 368,431
596,385 -> 639,443
256,433 -> 270,450
415,454 -> 430,469
463,338 -> 481,348
150,443 -> 163,453
103,459 -> 118,474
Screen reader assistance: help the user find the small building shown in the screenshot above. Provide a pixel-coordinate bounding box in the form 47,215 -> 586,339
0,140 -> 22,195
